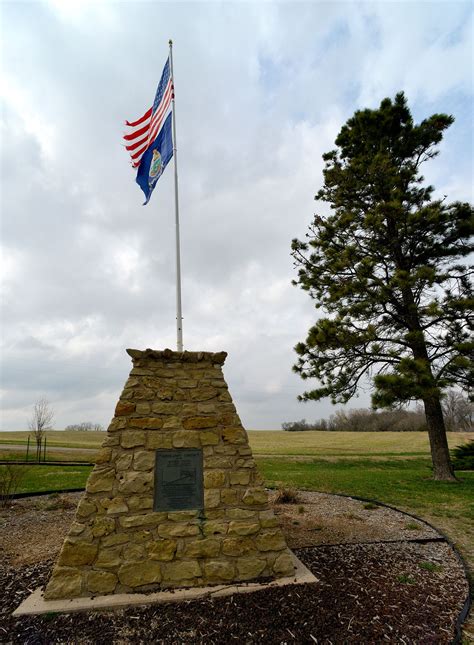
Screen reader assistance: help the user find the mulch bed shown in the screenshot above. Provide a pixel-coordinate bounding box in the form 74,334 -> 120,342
1,539 -> 468,644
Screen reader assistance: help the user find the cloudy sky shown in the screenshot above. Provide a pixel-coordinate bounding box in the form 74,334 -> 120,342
1,1 -> 473,431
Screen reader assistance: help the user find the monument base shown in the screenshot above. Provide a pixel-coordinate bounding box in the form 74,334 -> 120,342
44,349 -> 295,600
15,552 -> 317,616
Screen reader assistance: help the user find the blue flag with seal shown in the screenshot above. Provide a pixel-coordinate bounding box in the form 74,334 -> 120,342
135,112 -> 173,205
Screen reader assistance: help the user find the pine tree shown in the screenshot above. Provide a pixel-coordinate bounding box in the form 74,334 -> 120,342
291,92 -> 473,481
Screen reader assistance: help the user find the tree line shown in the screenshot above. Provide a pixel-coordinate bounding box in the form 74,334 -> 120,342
282,391 -> 472,433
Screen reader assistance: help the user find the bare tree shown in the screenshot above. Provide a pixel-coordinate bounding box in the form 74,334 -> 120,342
442,390 -> 473,432
28,398 -> 54,462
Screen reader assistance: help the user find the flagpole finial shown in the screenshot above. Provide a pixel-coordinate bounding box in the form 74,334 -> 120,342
169,39 -> 173,46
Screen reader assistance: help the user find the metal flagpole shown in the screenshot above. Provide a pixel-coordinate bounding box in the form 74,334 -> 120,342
168,39 -> 184,352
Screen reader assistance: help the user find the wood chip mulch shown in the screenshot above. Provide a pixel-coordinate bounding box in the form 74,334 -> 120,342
0,492 -> 470,643
0,541 -> 468,643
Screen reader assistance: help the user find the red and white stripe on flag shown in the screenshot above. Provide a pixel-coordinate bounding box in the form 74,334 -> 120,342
124,58 -> 174,169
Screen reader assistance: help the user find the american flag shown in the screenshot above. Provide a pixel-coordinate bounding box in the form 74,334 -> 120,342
124,58 -> 173,169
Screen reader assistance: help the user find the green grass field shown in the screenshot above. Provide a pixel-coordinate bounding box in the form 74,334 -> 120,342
1,430 -> 473,572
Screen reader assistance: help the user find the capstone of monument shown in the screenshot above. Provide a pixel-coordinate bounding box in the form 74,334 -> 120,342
44,348 -> 294,599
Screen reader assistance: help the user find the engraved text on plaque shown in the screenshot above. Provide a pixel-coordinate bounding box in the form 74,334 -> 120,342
154,449 -> 204,512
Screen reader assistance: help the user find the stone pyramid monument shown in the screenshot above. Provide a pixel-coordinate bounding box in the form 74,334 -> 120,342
45,349 -> 294,599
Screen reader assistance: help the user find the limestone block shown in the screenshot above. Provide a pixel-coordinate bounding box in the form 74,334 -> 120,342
236,458 -> 256,469
259,510 -> 279,528
115,401 -> 136,416
117,471 -> 153,494
221,428 -> 247,444
197,403 -> 216,413
155,386 -> 174,400
86,570 -> 118,594
204,509 -> 225,520
147,539 -> 177,561
69,522 -> 86,537
189,386 -> 217,401
222,537 -> 256,557
229,470 -> 251,486
203,560 -> 235,581
125,387 -> 154,401
95,448 -> 112,464
101,533 -> 129,548
218,391 -> 232,402
146,432 -> 173,449
172,430 -> 200,448
133,450 -> 155,471
218,413 -> 238,426
135,402 -> 151,414
178,379 -> 198,388
200,431 -> 220,446
92,516 -> 116,538
204,456 -> 232,468
127,496 -> 153,511
204,489 -> 220,508
211,380 -> 227,388
118,561 -> 162,588
152,402 -> 182,414
273,552 -> 295,576
99,497 -> 128,515
214,445 -> 237,455
115,453 -> 133,471
162,560 -> 201,581
86,467 -> 116,493
122,543 -> 146,562
255,530 -> 287,552
184,538 -> 220,558
131,529 -> 153,543
120,430 -> 146,448
220,489 -> 240,505
226,508 -> 257,520
45,567 -> 83,599
76,498 -> 96,518
95,546 -> 122,569
119,513 -> 165,529
107,418 -> 127,432
204,470 -> 226,488
182,416 -> 218,430
228,521 -> 260,536
163,416 -> 182,429
202,520 -> 228,536
129,417 -> 163,430
236,557 -> 267,580
157,523 -> 200,538
58,540 -> 98,567
167,510 -> 199,522
102,434 -> 120,447
242,488 -> 268,507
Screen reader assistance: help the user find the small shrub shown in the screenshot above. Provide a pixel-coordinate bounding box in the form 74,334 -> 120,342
346,512 -> 363,521
45,495 -> 76,511
451,440 -> 474,471
397,573 -> 416,585
298,505 -> 305,514
274,487 -> 300,504
0,465 -> 26,507
404,521 -> 422,531
418,561 -> 443,573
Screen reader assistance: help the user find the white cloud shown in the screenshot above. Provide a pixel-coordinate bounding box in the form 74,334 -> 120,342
0,1 -> 472,430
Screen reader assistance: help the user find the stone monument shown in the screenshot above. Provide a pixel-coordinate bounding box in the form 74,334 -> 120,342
44,349 -> 294,599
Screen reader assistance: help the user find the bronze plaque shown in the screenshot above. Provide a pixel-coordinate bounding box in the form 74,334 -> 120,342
154,449 -> 204,512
